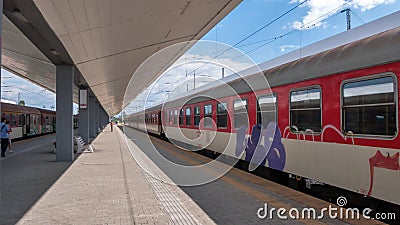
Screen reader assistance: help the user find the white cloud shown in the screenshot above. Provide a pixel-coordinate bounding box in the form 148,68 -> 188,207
1,99 -> 16,104
290,0 -> 395,29
351,0 -> 395,11
280,44 -> 299,52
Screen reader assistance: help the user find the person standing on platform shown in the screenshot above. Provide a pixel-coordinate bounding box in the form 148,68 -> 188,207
110,121 -> 113,132
1,118 -> 11,157
6,120 -> 12,153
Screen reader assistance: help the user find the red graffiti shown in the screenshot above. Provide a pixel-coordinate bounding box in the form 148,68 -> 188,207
368,151 -> 400,196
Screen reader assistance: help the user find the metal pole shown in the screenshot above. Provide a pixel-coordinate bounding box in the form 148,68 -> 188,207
341,8 -> 351,30
186,70 -> 188,92
346,9 -> 351,30
194,70 -> 196,90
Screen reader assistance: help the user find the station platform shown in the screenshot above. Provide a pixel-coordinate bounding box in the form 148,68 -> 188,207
0,126 -> 386,225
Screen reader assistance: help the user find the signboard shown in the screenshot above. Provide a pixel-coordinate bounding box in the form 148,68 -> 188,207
79,89 -> 87,109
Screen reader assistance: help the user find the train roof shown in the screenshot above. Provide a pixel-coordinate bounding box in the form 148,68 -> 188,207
2,102 -> 45,114
257,10 -> 400,73
131,11 -> 400,114
37,107 -> 56,115
264,26 -> 400,88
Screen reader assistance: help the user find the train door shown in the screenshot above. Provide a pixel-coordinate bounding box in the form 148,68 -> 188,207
21,114 -> 26,137
26,114 -> 31,136
158,111 -> 163,135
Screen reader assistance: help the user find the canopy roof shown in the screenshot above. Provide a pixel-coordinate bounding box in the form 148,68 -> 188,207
2,0 -> 241,115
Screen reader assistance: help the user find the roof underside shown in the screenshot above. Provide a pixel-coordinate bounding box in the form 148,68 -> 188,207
2,0 -> 242,116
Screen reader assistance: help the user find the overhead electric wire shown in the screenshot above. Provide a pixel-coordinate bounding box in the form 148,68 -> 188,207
192,2 -> 348,75
230,0 -> 309,48
351,10 -> 366,24
1,81 -> 55,101
136,0 -> 362,108
242,2 -> 349,56
184,0 -> 309,76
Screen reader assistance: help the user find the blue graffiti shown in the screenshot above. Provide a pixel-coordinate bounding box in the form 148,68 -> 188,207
235,122 -> 286,171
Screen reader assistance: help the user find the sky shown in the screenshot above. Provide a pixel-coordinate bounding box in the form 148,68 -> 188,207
1,0 -> 399,115
1,69 -> 55,108
124,0 -> 400,114
200,0 -> 400,64
1,69 -> 79,114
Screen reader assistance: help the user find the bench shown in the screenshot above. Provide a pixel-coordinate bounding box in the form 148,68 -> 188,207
74,136 -> 95,153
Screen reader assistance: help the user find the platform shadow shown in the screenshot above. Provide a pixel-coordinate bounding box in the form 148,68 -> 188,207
0,143 -> 80,225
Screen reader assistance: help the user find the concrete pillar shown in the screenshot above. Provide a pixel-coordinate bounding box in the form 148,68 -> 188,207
56,65 -> 74,162
78,89 -> 89,143
98,107 -> 103,129
104,109 -> 109,127
89,96 -> 96,138
100,107 -> 107,128
95,101 -> 99,133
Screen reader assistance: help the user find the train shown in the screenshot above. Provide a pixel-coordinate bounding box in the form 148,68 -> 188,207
125,26 -> 400,207
1,102 -> 79,140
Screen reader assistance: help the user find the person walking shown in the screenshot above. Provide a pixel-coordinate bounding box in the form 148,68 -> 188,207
1,118 -> 11,157
110,121 -> 113,132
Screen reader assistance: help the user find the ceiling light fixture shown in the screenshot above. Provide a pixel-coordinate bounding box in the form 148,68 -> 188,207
50,49 -> 59,56
13,9 -> 29,23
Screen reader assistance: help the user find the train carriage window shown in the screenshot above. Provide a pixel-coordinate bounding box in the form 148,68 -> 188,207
342,76 -> 396,137
185,107 -> 191,126
217,102 -> 228,128
290,87 -> 321,132
12,114 -> 17,127
18,114 -> 23,126
194,106 -> 201,126
179,109 -> 184,125
257,94 -> 277,128
173,110 -> 177,125
204,104 -> 213,128
169,111 -> 173,125
234,99 -> 248,129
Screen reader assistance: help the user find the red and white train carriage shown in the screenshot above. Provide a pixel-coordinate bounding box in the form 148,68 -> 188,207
126,26 -> 400,206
